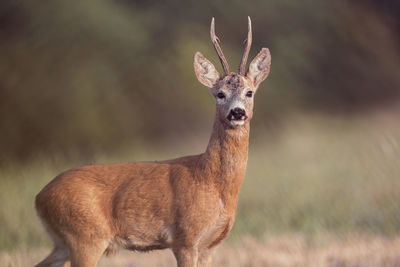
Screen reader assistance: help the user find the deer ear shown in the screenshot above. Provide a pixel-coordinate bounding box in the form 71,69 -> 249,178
193,52 -> 220,88
246,48 -> 271,89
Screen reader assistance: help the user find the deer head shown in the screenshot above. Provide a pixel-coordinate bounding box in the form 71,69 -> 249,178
193,17 -> 271,128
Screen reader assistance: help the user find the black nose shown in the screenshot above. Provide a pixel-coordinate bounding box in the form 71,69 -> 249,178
229,108 -> 247,120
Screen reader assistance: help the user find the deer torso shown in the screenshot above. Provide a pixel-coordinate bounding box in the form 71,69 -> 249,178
107,120 -> 250,252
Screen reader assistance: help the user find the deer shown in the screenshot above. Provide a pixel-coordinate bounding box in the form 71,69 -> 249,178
34,17 -> 271,267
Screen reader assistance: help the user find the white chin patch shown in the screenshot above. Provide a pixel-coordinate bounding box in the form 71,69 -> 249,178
230,120 -> 245,126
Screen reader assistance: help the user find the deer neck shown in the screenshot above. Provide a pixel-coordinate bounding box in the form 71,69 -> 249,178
199,116 -> 250,201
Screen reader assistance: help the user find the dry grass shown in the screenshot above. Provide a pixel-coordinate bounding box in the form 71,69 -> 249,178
2,235 -> 400,267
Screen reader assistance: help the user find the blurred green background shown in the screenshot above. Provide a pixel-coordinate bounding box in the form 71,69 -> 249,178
1,0 -> 400,251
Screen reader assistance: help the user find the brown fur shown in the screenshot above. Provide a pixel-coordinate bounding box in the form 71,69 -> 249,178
35,18 -> 271,267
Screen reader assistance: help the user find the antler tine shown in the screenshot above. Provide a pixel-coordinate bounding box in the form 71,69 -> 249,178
238,16 -> 252,75
210,17 -> 230,76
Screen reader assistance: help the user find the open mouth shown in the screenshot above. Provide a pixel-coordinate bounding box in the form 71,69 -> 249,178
230,119 -> 245,126
227,114 -> 248,126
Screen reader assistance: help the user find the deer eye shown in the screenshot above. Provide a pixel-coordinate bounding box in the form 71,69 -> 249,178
246,91 -> 253,98
217,92 -> 226,99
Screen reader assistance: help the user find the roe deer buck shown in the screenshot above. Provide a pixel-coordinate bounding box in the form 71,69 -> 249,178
35,17 -> 271,267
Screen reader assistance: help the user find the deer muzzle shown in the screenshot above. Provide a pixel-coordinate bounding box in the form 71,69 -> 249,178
227,108 -> 248,126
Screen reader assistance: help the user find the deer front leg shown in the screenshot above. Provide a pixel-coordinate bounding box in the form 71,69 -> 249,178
173,247 -> 199,267
197,247 -> 215,267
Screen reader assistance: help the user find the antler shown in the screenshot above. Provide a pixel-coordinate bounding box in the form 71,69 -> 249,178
238,16 -> 252,75
210,17 -> 230,76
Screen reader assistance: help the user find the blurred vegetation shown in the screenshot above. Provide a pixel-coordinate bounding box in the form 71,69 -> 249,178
0,0 -> 399,163
0,0 -> 400,251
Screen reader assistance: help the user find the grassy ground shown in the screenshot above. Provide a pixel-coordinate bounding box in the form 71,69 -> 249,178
2,235 -> 400,267
234,109 -> 400,238
1,108 -> 400,265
